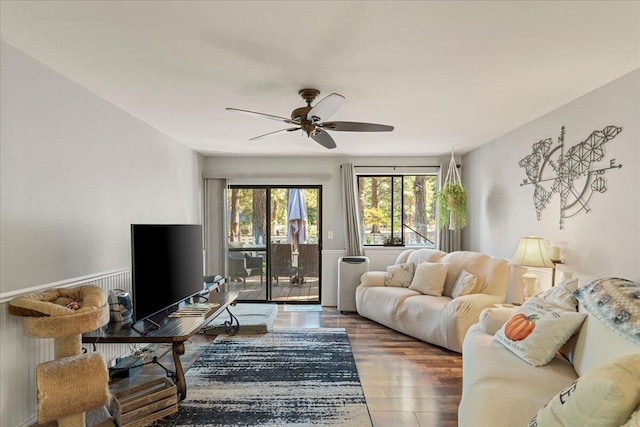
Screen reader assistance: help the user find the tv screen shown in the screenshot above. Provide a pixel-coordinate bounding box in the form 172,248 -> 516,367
131,224 -> 204,322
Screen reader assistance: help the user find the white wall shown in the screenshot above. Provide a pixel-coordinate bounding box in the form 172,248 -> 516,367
1,41 -> 204,427
462,69 -> 640,282
1,41 -> 204,295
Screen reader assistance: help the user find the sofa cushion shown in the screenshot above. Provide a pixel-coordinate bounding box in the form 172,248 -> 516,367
451,269 -> 477,299
495,296 -> 587,366
440,251 -> 510,297
405,248 -> 446,266
384,262 -> 414,287
459,324 -> 578,427
396,294 -> 452,348
479,306 -> 516,335
394,248 -> 416,265
409,261 -> 450,296
574,277 -> 640,345
530,354 -> 640,427
356,285 -> 419,321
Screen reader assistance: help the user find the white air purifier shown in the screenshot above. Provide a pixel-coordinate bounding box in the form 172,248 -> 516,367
338,256 -> 369,313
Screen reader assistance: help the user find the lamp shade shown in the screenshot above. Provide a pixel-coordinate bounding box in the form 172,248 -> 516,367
510,236 -> 555,268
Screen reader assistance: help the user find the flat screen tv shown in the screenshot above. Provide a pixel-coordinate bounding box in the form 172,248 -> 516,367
131,224 -> 204,324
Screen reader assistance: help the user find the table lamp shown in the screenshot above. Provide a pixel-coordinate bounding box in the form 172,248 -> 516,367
510,235 -> 555,300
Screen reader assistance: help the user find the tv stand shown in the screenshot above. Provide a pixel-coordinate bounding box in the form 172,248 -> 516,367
83,284 -> 239,400
131,317 -> 160,334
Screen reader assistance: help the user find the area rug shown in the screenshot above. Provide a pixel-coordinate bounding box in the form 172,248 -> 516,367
154,329 -> 371,426
203,303 -> 277,335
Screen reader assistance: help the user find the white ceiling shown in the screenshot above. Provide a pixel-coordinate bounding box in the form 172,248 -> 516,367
1,1 -> 639,157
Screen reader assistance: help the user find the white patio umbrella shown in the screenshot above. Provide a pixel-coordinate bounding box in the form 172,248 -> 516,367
287,188 -> 308,250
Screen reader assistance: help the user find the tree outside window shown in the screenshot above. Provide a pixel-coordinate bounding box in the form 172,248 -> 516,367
358,175 -> 437,247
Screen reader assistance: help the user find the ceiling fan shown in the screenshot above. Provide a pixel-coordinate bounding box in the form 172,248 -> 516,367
226,88 -> 394,149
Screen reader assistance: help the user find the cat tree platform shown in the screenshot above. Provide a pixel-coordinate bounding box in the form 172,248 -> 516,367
9,285 -> 111,426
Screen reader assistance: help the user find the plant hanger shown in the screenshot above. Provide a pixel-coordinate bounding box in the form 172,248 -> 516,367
444,149 -> 462,187
438,149 -> 467,230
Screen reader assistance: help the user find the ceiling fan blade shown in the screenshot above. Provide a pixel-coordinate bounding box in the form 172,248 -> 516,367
307,93 -> 345,122
249,127 -> 300,141
320,121 -> 394,132
226,107 -> 300,125
310,129 -> 337,149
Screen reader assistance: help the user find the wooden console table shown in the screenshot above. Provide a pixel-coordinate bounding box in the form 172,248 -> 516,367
83,286 -> 239,400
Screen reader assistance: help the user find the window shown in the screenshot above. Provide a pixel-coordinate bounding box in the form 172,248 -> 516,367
358,175 -> 437,247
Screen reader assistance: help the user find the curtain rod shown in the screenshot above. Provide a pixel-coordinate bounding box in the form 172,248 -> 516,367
203,172 -> 332,180
345,164 -> 460,169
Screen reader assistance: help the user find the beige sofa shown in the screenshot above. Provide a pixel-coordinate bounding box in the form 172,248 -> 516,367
459,282 -> 640,426
355,249 -> 510,353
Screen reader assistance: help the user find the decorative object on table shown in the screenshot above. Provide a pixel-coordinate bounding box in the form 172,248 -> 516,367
437,149 -> 467,230
108,288 -> 133,324
546,241 -> 564,263
510,235 -> 555,300
203,303 -> 277,335
554,263 -> 575,285
8,285 -> 111,426
518,125 -> 623,229
154,329 -> 371,427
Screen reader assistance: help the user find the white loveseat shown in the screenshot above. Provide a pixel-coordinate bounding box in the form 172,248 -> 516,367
355,249 -> 510,353
459,278 -> 640,427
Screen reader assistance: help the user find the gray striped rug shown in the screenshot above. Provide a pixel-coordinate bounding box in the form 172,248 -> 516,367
154,329 -> 371,426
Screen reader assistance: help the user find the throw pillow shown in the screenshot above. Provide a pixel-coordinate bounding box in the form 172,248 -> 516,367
479,307 -> 518,335
574,277 -> 640,345
451,269 -> 478,299
384,262 -> 414,287
408,262 -> 450,296
538,278 -> 579,311
622,406 -> 640,427
494,296 -> 586,366
529,354 -> 640,427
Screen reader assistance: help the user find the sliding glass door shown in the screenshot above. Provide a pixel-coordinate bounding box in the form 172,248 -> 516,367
226,185 -> 321,303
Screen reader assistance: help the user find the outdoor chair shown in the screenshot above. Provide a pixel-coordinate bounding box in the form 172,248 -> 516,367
270,243 -> 295,284
228,252 -> 263,285
297,243 -> 319,282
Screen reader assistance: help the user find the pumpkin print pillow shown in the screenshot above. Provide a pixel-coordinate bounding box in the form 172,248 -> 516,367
495,296 -> 587,366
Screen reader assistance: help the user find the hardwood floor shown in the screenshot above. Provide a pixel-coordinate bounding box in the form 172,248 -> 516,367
109,305 -> 462,427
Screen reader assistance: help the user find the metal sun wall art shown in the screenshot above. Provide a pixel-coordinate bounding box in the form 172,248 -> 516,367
518,125 -> 623,229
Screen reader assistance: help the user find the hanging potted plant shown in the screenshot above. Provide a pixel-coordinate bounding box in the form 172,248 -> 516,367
437,151 -> 467,230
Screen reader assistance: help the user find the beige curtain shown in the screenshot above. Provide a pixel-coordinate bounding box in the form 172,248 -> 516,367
341,163 -> 364,256
437,160 -> 462,252
204,178 -> 228,277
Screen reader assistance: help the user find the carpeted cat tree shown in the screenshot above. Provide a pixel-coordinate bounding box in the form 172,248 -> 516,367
9,285 -> 111,427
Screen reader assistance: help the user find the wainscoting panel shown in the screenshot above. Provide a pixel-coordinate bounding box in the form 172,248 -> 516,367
363,247 -> 406,270
0,269 -> 131,427
321,250 -> 345,306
